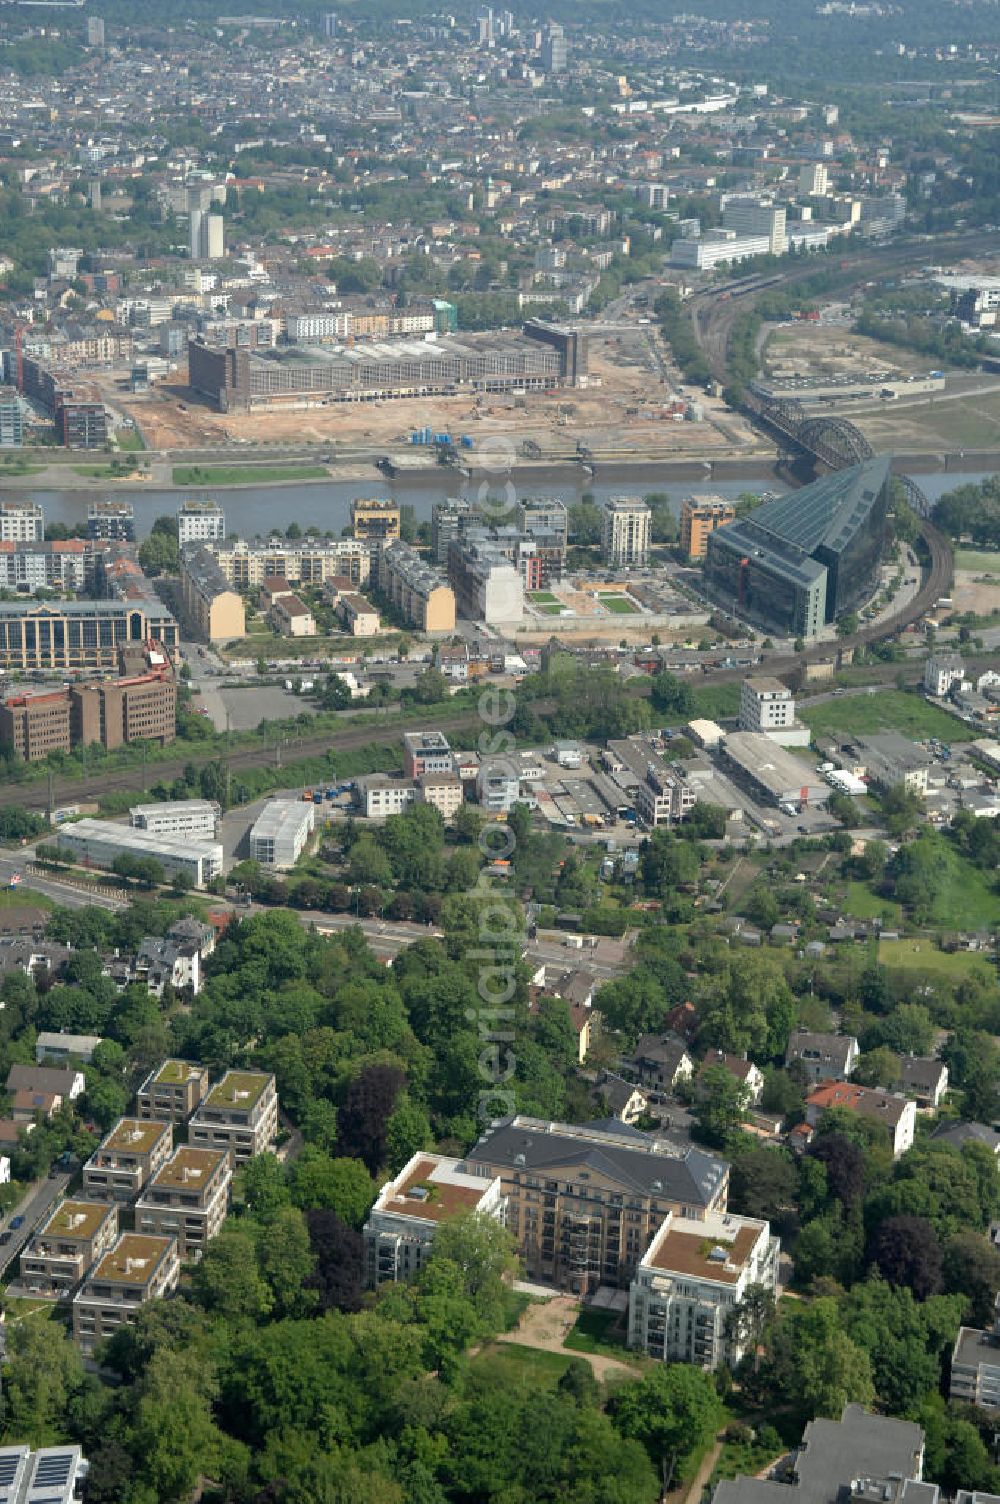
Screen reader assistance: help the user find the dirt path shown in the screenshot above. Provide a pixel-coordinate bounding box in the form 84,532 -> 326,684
496,1294 -> 637,1380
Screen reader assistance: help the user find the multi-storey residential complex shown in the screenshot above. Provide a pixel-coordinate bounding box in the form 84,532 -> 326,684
679,496 -> 735,559
83,1117 -> 174,1201
466,1115 -> 729,1295
950,1302 -> 1000,1410
515,497 -> 569,548
0,390 -> 25,448
431,497 -> 476,565
363,1152 -> 506,1286
56,818 -> 223,888
0,597 -> 177,671
87,500 -> 135,541
0,539 -> 90,594
211,534 -> 370,589
0,501 -> 43,542
177,499 -> 226,547
189,1070 -> 278,1163
628,1209 -> 778,1368
18,1198 -> 119,1297
337,592 -> 380,636
72,1232 -> 180,1354
0,1445 -> 89,1504
0,689 -> 72,761
129,800 -> 217,839
447,533 -> 524,625
59,401 -> 109,450
351,498 -> 400,543
248,799 -> 315,868
179,547 -> 246,642
134,1145 -> 232,1258
379,540 -> 456,631
403,730 -> 453,779
601,497 -> 651,568
136,1060 -> 210,1122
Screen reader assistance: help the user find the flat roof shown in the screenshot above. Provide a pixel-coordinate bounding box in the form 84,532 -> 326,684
149,1059 -> 206,1086
101,1118 -> 171,1155
205,1070 -> 271,1109
644,1212 -> 764,1284
88,1233 -> 174,1287
130,800 -> 216,820
41,1198 -> 113,1242
148,1145 -> 227,1190
61,818 -> 222,862
377,1154 -> 495,1224
249,800 -> 313,840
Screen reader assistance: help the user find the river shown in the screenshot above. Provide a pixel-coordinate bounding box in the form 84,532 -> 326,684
14,465 -> 995,540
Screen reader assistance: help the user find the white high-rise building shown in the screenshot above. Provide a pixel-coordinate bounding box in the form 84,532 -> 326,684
721,196 -> 786,255
542,20 -> 567,72
799,163 -> 830,197
0,501 -> 44,542
190,210 -> 224,261
177,499 -> 226,547
87,15 -> 105,45
601,496 -> 650,568
323,11 -> 337,37
739,676 -> 795,733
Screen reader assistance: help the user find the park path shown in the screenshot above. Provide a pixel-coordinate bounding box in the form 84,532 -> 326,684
496,1293 -> 636,1380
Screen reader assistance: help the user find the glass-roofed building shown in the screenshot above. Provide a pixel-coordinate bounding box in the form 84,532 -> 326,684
703,457 -> 892,637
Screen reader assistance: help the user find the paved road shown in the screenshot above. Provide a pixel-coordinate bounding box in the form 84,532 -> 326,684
0,1172 -> 70,1279
0,854 -> 125,912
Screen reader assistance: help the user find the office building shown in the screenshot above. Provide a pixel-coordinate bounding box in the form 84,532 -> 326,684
18,1198 -> 119,1297
211,534 -> 370,589
924,653 -> 965,698
721,196 -> 786,255
704,457 -> 891,638
351,498 -> 400,543
417,771 -> 464,820
136,1060 -> 210,1123
129,800 -> 217,840
852,733 -> 932,795
86,16 -> 105,45
799,162 -> 830,197
722,732 -> 829,808
0,597 -> 177,671
323,10 -> 337,37
951,1301 -> 1000,1410
403,730 -> 453,779
72,1232 -> 180,1354
0,390 -> 25,447
87,500 -> 134,542
190,210 -> 224,261
70,662 -> 176,750
356,776 -> 418,818
135,1145 -> 232,1259
477,757 -> 520,813
679,495 -> 734,559
248,799 -> 315,869
602,496 -> 651,568
189,1070 -> 279,1163
628,1209 -> 778,1368
364,1153 -> 506,1287
180,547 -> 246,642
0,501 -> 43,542
739,676 -> 794,733
177,499 -> 225,547
670,232 -> 772,271
83,1117 -> 174,1202
379,540 -> 456,632
0,1445 -> 89,1504
447,533 -> 524,625
542,20 -> 567,72
0,689 -> 72,762
466,1115 -> 729,1295
56,818 -> 223,888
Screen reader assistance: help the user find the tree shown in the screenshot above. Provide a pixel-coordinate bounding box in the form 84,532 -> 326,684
867,1214 -> 944,1298
289,1148 -> 376,1229
650,671 -> 694,718
729,1146 -> 799,1223
808,1132 -> 867,1210
337,1064 -> 406,1174
612,1364 -> 724,1488
237,1153 -> 291,1223
190,1223 -> 273,1322
693,1064 -> 750,1148
1,1320 -> 89,1445
305,1209 -> 364,1312
410,668 -> 449,704
943,1231 -> 1000,1326
429,1210 -> 517,1327
726,1283 -> 774,1371
766,1298 -> 875,1421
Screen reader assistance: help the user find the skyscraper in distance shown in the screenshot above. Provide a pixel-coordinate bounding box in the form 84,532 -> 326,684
323,12 -> 337,38
542,21 -> 567,73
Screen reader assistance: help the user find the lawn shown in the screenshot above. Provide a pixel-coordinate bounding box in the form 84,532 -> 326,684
0,887 -> 55,912
538,603 -> 565,616
530,591 -> 558,604
689,682 -> 742,720
563,1307 -> 631,1361
116,429 -> 145,452
470,1343 -> 579,1387
603,597 -> 640,615
879,937 -> 997,978
841,880 -> 902,925
955,549 -> 1000,575
172,464 -> 329,486
799,689 -> 975,743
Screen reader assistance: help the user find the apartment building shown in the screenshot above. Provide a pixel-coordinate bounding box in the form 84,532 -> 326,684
179,547 -> 246,642
447,533 -> 524,626
515,497 -> 569,548
785,1030 -> 859,1083
628,1209 -> 778,1368
59,402 -> 109,451
83,1117 -> 174,1201
72,1232 -> 180,1354
403,730 -> 453,779
177,499 -> 225,547
0,539 -> 90,594
87,500 -> 135,542
356,776 -> 417,818
601,497 -> 651,568
337,592 -> 380,636
951,1303 -> 1000,1410
270,593 -> 315,637
0,689 -> 72,761
0,391 -> 24,447
379,539 -> 456,632
679,496 -> 735,559
0,501 -> 43,542
432,497 -> 476,564
0,598 -> 178,672
351,498 -> 400,543
466,1115 -> 729,1294
804,1081 -> 916,1158
189,1070 -> 278,1163
477,757 -> 520,813
135,1145 -> 232,1258
18,1198 -> 119,1297
210,535 -> 370,589
136,1060 -> 210,1122
713,1407 -> 927,1504
418,771 -> 464,820
364,1152 -> 506,1287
